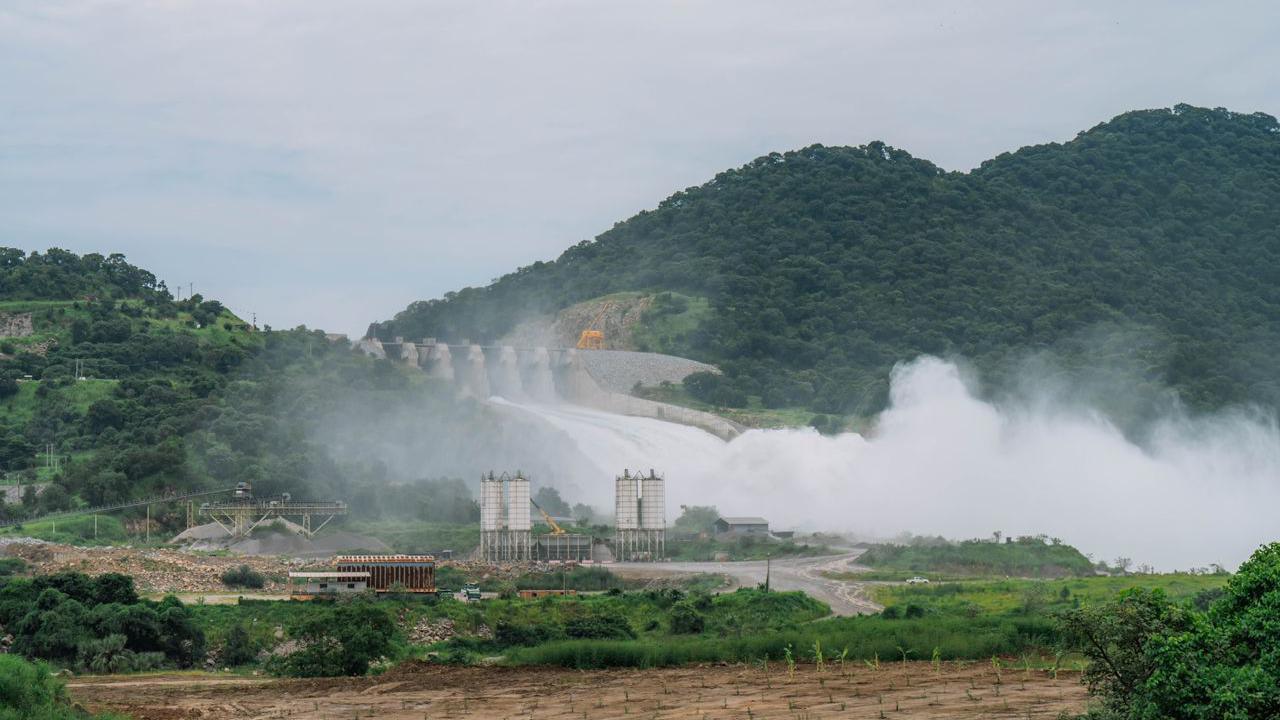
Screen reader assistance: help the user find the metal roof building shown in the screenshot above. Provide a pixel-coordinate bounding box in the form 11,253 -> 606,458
714,516 -> 770,535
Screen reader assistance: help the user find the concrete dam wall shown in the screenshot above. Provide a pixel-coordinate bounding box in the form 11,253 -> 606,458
359,338 -> 742,440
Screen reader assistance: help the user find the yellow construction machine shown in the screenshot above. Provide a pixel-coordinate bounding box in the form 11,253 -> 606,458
530,498 -> 566,535
575,302 -> 613,350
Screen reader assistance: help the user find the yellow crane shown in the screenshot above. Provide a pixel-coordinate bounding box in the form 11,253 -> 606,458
575,302 -> 613,350
530,498 -> 566,535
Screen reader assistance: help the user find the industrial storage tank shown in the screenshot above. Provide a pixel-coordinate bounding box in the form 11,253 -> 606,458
506,472 -> 531,531
615,470 -> 639,530
480,472 -> 503,531
640,470 -> 665,530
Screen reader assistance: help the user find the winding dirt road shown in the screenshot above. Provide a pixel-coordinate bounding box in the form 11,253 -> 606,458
611,551 -> 882,615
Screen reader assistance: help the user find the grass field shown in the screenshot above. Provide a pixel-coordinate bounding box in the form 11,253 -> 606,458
0,514 -> 128,544
345,520 -> 481,555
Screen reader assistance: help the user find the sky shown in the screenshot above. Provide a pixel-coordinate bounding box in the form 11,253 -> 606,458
2,1 -> 1279,337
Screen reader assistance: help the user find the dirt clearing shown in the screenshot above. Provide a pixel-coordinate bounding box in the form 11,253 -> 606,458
70,660 -> 1090,719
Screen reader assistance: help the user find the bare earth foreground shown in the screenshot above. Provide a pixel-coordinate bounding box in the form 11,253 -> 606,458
70,661 -> 1089,719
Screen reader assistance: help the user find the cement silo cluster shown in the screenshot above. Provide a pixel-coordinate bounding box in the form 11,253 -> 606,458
614,469 -> 665,561
479,471 -> 532,561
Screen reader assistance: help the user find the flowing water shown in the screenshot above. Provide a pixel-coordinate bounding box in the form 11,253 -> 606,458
493,356 -> 1280,570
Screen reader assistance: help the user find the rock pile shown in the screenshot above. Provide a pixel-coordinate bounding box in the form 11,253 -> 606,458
0,540 -> 311,593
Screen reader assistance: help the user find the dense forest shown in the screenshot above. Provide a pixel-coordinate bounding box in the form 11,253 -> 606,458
372,105 -> 1280,423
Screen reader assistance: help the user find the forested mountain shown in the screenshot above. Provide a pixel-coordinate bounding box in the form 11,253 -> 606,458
372,105 -> 1280,421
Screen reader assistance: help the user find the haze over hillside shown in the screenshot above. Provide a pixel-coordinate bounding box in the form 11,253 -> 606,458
373,105 -> 1280,426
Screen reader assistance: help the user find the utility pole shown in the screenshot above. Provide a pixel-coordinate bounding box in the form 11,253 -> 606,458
146,504 -> 150,544
765,555 -> 771,592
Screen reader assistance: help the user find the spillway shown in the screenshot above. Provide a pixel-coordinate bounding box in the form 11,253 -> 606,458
491,355 -> 1280,572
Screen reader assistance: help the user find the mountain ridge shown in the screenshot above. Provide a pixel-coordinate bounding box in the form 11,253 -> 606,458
372,104 -> 1280,422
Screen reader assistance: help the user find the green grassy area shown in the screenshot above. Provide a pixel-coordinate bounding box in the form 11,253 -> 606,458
872,574 -> 1229,616
856,538 -> 1097,578
345,520 -> 481,555
0,514 -> 128,544
667,534 -> 833,561
630,292 -> 713,355
192,587 -> 830,669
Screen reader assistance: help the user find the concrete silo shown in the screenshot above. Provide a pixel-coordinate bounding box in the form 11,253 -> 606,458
614,469 -> 665,561
479,471 -> 532,562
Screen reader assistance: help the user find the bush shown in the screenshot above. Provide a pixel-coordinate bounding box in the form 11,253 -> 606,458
0,655 -> 111,720
76,634 -> 165,674
496,620 -> 564,647
274,599 -> 398,677
564,611 -> 635,641
220,565 -> 266,589
669,602 -> 705,634
220,624 -> 257,666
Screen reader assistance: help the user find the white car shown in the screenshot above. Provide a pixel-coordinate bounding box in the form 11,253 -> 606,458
906,576 -> 930,584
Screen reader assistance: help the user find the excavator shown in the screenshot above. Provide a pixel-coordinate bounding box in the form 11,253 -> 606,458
575,302 -> 613,350
530,498 -> 566,535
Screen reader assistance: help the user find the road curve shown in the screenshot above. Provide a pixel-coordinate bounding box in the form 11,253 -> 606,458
610,551 -> 881,616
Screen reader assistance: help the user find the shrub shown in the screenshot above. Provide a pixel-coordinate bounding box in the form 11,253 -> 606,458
76,634 -> 165,674
669,602 -> 706,635
220,624 -> 257,666
274,599 -> 398,677
0,654 -> 119,720
496,620 -> 564,647
564,611 -> 635,641
220,565 -> 266,589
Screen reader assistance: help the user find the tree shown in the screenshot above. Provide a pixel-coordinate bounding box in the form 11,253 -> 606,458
669,601 -> 706,634
0,373 -> 17,400
277,599 -> 398,677
220,565 -> 265,589
220,624 -> 257,667
673,505 -> 720,535
533,486 -> 571,516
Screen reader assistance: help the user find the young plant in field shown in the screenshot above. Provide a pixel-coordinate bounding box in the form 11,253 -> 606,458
812,640 -> 825,672
991,656 -> 1003,685
838,646 -> 849,677
864,651 -> 880,671
931,646 -> 942,675
783,643 -> 796,679
896,645 -> 914,666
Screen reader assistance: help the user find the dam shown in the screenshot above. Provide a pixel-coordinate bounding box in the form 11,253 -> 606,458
356,337 -> 742,439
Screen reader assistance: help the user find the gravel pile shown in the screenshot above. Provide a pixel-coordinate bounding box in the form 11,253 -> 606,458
579,350 -> 718,393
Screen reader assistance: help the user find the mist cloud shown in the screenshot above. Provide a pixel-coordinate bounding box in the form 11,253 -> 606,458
500,357 -> 1280,570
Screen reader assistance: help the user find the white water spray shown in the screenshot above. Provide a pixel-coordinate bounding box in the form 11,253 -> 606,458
495,356 -> 1280,570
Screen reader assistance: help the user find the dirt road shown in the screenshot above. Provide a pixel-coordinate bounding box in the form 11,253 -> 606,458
70,660 -> 1089,719
612,551 -> 881,615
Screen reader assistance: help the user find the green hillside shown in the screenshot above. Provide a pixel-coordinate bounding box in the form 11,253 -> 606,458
0,249 -> 564,540
372,105 -> 1280,423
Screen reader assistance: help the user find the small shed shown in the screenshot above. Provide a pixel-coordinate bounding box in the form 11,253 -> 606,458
287,571 -> 370,598
714,516 -> 770,536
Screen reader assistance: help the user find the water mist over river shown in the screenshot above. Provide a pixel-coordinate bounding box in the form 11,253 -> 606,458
494,356 -> 1280,571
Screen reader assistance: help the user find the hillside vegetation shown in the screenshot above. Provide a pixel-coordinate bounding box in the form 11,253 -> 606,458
857,536 -> 1097,578
373,105 -> 1280,423
0,249 -> 560,541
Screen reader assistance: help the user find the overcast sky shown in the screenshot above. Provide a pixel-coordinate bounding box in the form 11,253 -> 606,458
3,1 -> 1278,336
